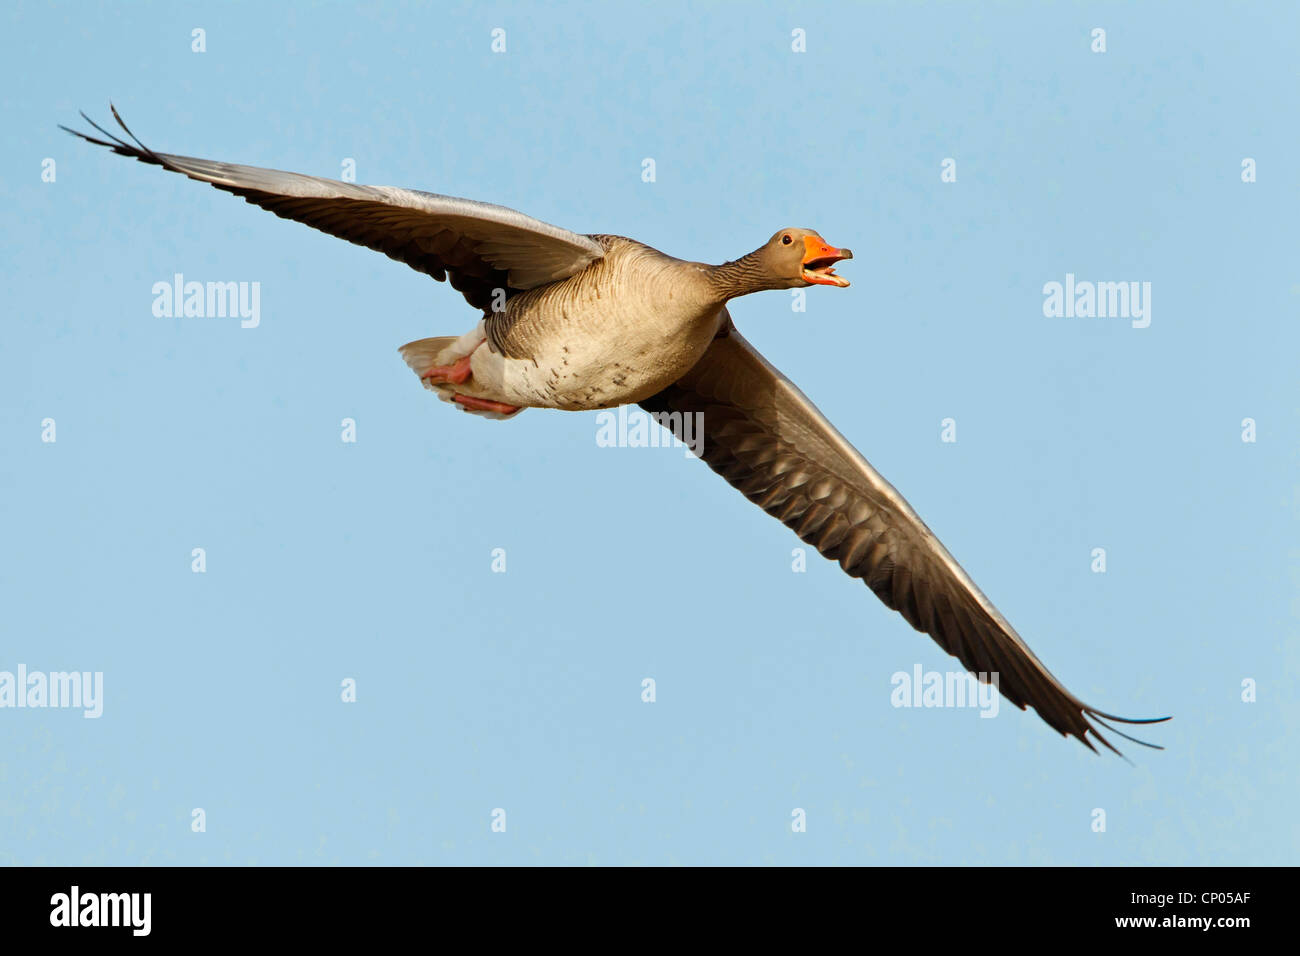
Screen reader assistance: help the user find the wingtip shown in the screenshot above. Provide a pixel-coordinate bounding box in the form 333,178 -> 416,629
107,103 -> 153,155
62,104 -> 170,169
1085,711 -> 1168,759
1093,710 -> 1173,726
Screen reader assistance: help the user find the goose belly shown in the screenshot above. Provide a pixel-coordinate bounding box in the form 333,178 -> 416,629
494,291 -> 723,411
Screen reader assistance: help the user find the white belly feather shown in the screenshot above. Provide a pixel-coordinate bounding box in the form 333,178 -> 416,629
472,239 -> 725,411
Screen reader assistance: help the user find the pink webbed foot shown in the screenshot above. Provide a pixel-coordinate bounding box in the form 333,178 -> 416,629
453,394 -> 522,415
421,354 -> 473,385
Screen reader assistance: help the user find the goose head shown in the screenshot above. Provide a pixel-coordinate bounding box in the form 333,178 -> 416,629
708,228 -> 853,300
764,227 -> 853,289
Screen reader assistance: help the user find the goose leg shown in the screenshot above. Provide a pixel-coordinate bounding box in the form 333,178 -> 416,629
421,352 -> 474,385
453,394 -> 522,415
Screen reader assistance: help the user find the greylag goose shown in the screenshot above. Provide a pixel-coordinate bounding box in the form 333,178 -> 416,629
63,108 -> 1168,755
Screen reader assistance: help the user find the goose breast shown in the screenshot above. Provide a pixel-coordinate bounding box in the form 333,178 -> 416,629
482,236 -> 726,410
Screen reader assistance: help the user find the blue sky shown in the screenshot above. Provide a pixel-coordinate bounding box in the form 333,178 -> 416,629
1,1 -> 1296,865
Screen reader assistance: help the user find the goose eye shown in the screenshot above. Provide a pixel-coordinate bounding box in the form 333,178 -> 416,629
781,235 -> 792,245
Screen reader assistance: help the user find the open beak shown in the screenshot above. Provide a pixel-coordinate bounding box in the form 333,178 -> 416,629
802,236 -> 852,287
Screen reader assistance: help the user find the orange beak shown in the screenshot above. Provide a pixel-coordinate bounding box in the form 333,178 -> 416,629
802,235 -> 853,287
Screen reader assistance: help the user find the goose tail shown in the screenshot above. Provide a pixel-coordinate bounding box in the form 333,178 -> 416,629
398,335 -> 524,421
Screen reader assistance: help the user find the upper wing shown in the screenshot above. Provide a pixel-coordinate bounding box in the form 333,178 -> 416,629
62,107 -> 604,311
640,318 -> 1168,755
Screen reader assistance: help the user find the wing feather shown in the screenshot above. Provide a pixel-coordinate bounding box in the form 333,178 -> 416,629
62,107 -> 604,311
641,318 -> 1169,754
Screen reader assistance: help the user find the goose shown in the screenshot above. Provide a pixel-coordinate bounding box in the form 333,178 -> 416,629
63,108 -> 1168,755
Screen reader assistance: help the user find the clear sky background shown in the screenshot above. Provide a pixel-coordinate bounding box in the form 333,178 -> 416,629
2,1 -> 1296,865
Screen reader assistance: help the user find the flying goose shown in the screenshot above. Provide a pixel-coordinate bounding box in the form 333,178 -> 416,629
64,108 -> 1168,755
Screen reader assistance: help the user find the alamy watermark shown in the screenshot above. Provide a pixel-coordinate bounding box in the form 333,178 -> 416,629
50,886 -> 150,936
890,665 -> 999,718
0,665 -> 103,718
1042,273 -> 1151,328
595,406 -> 704,458
152,273 -> 260,328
